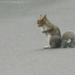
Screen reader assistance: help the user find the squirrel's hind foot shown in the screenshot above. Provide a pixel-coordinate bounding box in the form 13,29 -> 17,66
44,46 -> 52,49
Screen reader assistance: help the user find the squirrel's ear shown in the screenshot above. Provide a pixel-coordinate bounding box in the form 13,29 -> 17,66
43,14 -> 47,19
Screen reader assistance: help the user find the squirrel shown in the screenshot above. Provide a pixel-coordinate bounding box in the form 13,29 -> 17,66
37,15 -> 61,49
61,31 -> 75,48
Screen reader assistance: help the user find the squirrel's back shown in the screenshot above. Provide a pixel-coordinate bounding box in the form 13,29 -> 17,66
51,25 -> 61,37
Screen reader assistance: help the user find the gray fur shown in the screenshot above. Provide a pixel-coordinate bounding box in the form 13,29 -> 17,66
50,35 -> 61,48
61,31 -> 75,48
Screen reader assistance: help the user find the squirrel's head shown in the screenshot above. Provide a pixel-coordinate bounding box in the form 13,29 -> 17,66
37,15 -> 47,27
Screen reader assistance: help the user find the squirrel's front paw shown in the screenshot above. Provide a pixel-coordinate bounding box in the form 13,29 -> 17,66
42,30 -> 46,33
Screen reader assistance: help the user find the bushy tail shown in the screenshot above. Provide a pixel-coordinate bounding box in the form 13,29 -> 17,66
61,31 -> 75,48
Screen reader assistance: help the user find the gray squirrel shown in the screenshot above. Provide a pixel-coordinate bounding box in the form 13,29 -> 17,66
37,15 -> 75,48
37,15 -> 61,48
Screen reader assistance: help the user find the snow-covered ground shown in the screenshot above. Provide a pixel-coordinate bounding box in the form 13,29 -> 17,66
0,0 -> 75,75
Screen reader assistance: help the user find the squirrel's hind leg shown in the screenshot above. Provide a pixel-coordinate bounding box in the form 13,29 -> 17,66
50,36 -> 61,48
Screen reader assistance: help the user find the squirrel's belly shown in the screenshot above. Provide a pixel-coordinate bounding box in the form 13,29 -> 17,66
45,33 -> 51,44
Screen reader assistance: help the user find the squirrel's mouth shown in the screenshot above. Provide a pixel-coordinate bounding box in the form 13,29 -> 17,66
38,24 -> 43,27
